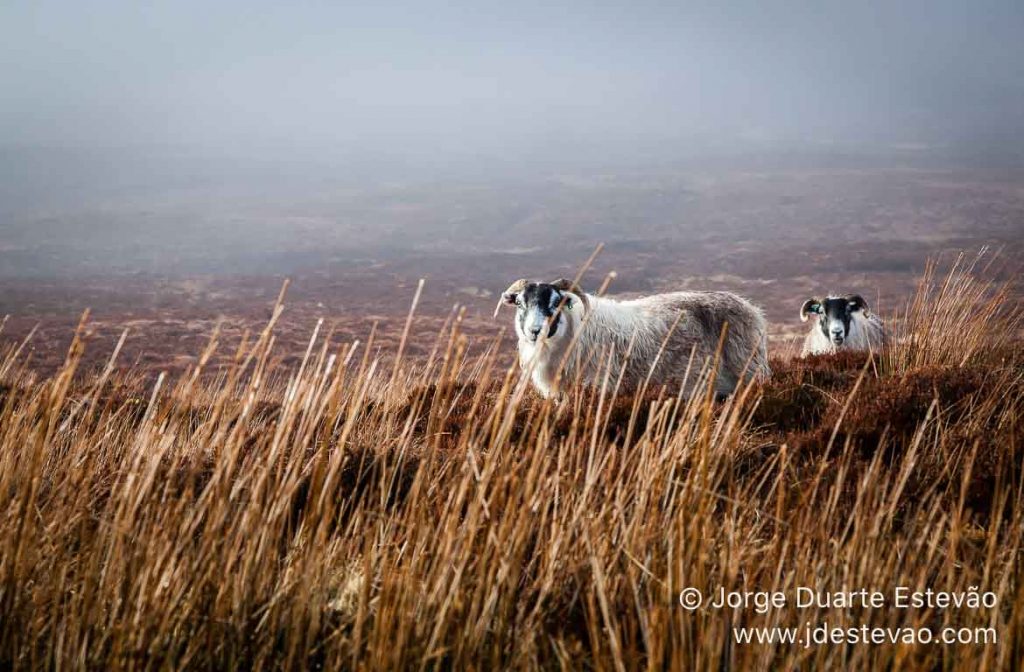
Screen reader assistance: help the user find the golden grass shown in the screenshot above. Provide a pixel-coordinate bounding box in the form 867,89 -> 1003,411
886,248 -> 1021,372
0,257 -> 1021,670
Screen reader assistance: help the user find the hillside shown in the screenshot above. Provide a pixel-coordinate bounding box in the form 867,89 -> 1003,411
0,257 -> 1019,669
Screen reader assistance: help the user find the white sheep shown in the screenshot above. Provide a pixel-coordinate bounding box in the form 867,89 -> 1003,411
799,294 -> 887,356
499,278 -> 771,399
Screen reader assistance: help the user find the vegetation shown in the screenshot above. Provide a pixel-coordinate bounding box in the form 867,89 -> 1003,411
0,255 -> 1020,670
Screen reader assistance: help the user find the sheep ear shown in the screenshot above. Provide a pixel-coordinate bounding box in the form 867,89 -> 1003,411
800,299 -> 822,322
846,294 -> 868,313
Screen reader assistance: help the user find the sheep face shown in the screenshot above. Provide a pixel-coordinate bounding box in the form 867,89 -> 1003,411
801,295 -> 868,347
502,281 -> 575,346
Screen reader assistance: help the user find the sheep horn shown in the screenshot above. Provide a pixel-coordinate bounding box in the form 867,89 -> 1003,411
494,278 -> 529,318
846,294 -> 869,314
800,298 -> 821,322
550,278 -> 582,293
550,278 -> 588,310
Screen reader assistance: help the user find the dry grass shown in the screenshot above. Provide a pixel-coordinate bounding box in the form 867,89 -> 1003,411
0,258 -> 1021,670
886,249 -> 1021,373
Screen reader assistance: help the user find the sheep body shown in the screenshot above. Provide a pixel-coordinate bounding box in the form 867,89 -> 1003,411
515,288 -> 770,398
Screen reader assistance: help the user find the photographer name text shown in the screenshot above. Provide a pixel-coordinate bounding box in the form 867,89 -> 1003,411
678,586 -> 997,613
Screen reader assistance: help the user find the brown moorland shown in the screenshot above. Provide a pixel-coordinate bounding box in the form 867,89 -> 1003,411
0,255 -> 1021,670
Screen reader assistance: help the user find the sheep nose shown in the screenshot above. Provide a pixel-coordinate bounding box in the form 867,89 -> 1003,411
529,326 -> 542,339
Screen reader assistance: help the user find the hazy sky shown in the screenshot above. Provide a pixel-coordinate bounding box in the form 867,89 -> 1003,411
2,0 -> 1023,161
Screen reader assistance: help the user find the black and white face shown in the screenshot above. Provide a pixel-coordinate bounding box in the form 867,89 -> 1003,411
503,281 -> 573,344
802,295 -> 867,347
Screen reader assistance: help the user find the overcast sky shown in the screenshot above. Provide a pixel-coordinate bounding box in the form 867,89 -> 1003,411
2,0 -> 1023,162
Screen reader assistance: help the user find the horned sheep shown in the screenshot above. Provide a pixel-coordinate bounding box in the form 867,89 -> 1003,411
499,278 -> 771,399
799,294 -> 887,357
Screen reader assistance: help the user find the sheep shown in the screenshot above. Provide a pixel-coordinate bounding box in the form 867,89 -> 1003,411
499,278 -> 771,399
799,294 -> 887,356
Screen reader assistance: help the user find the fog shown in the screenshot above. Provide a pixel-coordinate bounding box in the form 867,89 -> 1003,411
1,1 -> 1023,279
4,0 -> 1023,161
